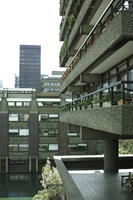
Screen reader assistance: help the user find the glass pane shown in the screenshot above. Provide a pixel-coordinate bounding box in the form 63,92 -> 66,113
8,102 -> 15,106
8,144 -> 18,151
68,133 -> 78,136
49,129 -> 58,136
9,129 -> 19,136
16,102 -> 22,106
39,144 -> 48,151
19,114 -> 29,121
38,114 -> 48,121
19,129 -> 29,136
49,144 -> 58,151
9,114 -> 18,121
24,102 -> 30,106
19,144 -> 29,151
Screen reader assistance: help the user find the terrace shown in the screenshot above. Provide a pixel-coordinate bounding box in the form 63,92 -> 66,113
54,155 -> 133,200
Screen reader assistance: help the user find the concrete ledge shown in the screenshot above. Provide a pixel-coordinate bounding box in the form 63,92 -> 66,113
60,105 -> 133,136
54,156 -> 84,200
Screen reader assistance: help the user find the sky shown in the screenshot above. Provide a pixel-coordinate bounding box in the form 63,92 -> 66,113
0,0 -> 63,88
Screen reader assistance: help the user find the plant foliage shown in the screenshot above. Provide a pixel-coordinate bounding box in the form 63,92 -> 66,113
33,160 -> 64,200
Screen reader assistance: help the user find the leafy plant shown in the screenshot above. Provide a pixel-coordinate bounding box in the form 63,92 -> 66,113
33,160 -> 64,200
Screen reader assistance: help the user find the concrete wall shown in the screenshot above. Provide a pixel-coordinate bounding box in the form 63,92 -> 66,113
60,105 -> 133,136
60,11 -> 133,93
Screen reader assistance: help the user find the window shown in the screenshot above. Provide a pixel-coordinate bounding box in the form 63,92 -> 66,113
19,114 -> 29,121
24,102 -> 30,106
8,144 -> 18,151
8,102 -> 15,106
19,129 -> 29,136
78,143 -> 88,151
19,144 -> 29,151
49,144 -> 58,151
49,129 -> 58,136
39,144 -> 48,151
38,102 -> 45,107
40,128 -> 48,136
9,114 -> 18,121
9,129 -> 19,136
39,114 -> 48,121
16,102 -> 22,106
68,143 -> 88,151
68,133 -> 78,137
49,114 -> 59,121
43,82 -> 49,86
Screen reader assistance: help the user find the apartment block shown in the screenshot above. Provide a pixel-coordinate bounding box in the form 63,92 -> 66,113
59,0 -> 133,173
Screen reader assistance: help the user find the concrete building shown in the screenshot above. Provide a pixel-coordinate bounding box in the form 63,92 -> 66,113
41,71 -> 63,93
0,87 -> 96,173
57,0 -> 133,198
19,45 -> 41,89
58,0 -> 133,176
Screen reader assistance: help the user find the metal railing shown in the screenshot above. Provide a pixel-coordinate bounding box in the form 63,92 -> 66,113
60,0 -> 129,83
60,81 -> 133,112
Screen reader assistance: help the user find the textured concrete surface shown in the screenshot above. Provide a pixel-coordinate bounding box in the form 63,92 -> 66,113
60,105 -> 133,136
60,11 -> 133,93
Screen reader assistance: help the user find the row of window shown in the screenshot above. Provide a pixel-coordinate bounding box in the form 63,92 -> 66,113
8,113 -> 59,122
8,102 -> 30,107
8,143 -> 88,152
8,144 -> 58,152
9,144 -> 29,152
9,114 -> 29,121
9,129 -> 29,136
8,101 -> 60,107
102,56 -> 133,87
68,144 -> 88,151
39,128 -> 58,136
38,102 -> 59,107
9,128 -> 59,137
39,114 -> 59,121
43,82 -> 60,87
43,88 -> 59,92
39,144 -> 58,151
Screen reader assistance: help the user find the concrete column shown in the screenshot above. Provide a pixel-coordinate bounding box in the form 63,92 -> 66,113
59,122 -> 69,155
104,140 -> 118,173
129,0 -> 133,11
5,157 -> 8,173
29,157 -> 31,172
36,157 -> 38,172
0,158 -> 1,172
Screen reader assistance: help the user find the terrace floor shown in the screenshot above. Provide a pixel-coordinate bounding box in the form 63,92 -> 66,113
69,169 -> 133,200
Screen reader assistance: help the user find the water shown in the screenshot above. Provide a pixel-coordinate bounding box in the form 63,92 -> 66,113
0,173 -> 41,200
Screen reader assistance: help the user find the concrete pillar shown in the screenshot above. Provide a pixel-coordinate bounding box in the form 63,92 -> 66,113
5,157 -> 8,173
0,158 -> 1,172
104,140 -> 118,173
29,157 -> 31,172
129,0 -> 133,11
36,157 -> 38,172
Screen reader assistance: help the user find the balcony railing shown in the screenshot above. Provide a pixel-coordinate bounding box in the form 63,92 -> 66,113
60,0 -> 129,83
60,81 -> 133,112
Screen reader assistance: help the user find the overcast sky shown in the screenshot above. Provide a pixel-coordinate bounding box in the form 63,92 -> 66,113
0,0 -> 62,88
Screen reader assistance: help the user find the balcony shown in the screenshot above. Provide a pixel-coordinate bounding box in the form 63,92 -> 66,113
60,0 -> 110,67
54,155 -> 133,200
59,0 -> 67,16
60,0 -> 133,93
60,0 -> 74,41
60,81 -> 133,137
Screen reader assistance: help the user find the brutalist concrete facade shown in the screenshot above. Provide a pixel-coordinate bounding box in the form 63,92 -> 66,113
59,0 -> 133,173
0,88 -> 94,172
